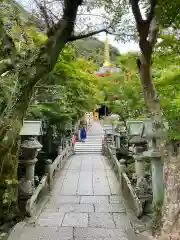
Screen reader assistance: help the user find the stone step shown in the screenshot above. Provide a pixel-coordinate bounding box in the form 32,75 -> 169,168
75,149 -> 102,151
79,142 -> 102,145
80,140 -> 102,142
76,147 -> 102,149
75,144 -> 102,153
75,150 -> 102,153
78,140 -> 102,141
75,143 -> 102,146
75,147 -> 102,150
76,127 -> 103,153
85,137 -> 103,140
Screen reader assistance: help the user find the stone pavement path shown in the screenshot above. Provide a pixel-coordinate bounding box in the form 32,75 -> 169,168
15,122 -> 140,240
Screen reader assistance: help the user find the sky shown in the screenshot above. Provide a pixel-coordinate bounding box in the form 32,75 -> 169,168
97,32 -> 139,54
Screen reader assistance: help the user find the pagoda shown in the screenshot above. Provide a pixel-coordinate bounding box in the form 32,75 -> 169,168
95,34 -> 120,76
93,34 -> 120,120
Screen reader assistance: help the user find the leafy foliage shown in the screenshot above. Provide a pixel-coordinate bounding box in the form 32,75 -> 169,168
103,41 -> 180,141
25,44 -> 102,142
0,0 -> 107,218
98,53 -> 147,127
154,58 -> 180,140
157,0 -> 180,29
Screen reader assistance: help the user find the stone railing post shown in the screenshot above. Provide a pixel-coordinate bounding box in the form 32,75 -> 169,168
57,145 -> 63,155
102,136 -> 105,155
64,140 -> 68,158
78,129 -> 81,140
45,159 -> 53,190
110,145 -> 116,167
69,139 -> 73,147
69,138 -> 73,154
19,137 -> 42,198
119,159 -> 126,189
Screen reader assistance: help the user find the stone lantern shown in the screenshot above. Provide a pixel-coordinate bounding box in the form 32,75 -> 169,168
127,121 -> 148,188
19,121 -> 42,198
142,119 -> 168,207
104,125 -> 114,146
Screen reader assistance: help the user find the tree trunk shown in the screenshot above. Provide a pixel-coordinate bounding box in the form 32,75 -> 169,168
0,0 -> 81,219
139,52 -> 165,234
160,147 -> 180,240
139,38 -> 180,240
139,55 -> 160,116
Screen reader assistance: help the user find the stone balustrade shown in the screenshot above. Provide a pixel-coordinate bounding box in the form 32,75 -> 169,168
45,142 -> 74,190
103,142 -> 143,218
103,118 -> 169,217
19,137 -> 74,217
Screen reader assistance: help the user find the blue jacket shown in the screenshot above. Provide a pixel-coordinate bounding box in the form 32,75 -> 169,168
80,127 -> 86,139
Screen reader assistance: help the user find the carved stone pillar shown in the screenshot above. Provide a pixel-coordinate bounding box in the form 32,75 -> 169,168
19,137 -> 42,197
119,159 -> 126,189
134,146 -> 146,178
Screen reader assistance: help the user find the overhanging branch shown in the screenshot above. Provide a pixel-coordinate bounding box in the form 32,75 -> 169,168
67,29 -> 125,42
67,29 -> 108,41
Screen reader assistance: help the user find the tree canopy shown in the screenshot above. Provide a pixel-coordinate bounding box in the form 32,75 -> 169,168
1,1 -> 180,238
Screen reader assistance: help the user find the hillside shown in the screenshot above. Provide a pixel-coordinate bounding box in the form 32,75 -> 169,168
74,38 -> 120,65
2,0 -> 120,65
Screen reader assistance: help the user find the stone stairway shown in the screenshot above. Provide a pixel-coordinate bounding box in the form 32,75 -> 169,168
75,121 -> 104,154
75,136 -> 103,153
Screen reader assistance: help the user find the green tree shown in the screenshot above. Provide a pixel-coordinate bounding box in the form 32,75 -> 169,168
0,0 -> 108,216
98,60 -> 147,127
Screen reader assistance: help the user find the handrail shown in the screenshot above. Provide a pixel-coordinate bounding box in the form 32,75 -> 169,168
104,143 -> 143,218
122,172 -> 143,218
26,144 -> 74,216
26,175 -> 48,216
45,145 -> 74,190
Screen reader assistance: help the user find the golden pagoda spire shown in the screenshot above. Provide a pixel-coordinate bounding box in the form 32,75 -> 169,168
103,33 -> 110,67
